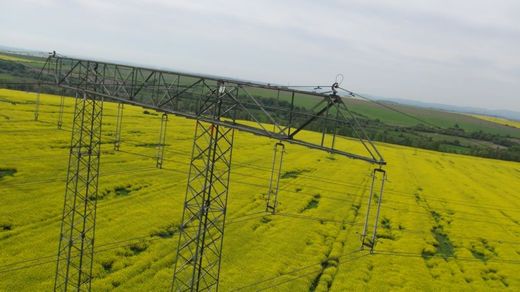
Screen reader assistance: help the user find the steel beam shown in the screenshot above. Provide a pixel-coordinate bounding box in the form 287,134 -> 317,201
156,113 -> 168,168
360,168 -> 386,253
266,142 -> 284,214
288,95 -> 339,139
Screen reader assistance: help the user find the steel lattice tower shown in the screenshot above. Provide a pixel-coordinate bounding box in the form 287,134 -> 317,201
36,54 -> 388,291
54,64 -> 104,291
172,83 -> 236,291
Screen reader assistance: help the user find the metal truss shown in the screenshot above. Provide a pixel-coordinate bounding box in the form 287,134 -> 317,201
156,113 -> 168,168
360,168 -> 386,253
172,82 -> 236,291
54,63 -> 104,291
113,102 -> 124,151
266,142 -> 285,214
32,54 -> 390,291
41,55 -> 385,166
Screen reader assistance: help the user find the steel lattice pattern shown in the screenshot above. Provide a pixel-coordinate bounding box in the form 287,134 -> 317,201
54,91 -> 103,291
34,55 -> 387,291
172,85 -> 235,291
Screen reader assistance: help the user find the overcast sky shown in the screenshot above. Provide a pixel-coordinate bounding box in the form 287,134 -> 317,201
0,0 -> 519,110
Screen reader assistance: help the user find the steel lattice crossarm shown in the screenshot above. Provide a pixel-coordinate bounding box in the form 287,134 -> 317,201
40,55 -> 385,165
19,53 -> 390,291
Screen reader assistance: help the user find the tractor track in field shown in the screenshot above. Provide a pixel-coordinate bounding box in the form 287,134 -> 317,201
310,174 -> 371,291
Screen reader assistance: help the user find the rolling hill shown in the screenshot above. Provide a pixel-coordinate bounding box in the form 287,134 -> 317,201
2,51 -> 520,163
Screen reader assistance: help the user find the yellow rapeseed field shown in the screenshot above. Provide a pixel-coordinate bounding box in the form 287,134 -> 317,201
1,89 -> 519,291
470,114 -> 520,129
0,53 -> 36,63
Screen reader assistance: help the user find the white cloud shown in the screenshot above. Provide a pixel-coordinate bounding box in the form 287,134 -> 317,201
0,0 -> 518,109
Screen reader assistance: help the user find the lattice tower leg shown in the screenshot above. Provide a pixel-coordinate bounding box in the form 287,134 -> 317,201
171,120 -> 235,291
54,90 -> 104,291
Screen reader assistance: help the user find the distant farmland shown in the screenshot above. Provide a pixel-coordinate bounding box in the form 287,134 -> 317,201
2,51 -> 520,163
470,114 -> 520,129
1,89 -> 519,290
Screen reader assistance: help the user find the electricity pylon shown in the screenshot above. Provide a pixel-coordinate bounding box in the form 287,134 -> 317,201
172,82 -> 236,291
54,63 -> 104,291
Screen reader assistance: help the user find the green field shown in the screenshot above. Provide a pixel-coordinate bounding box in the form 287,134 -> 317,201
0,52 -> 45,66
1,89 -> 519,290
2,51 -> 520,163
249,84 -> 520,138
345,99 -> 520,138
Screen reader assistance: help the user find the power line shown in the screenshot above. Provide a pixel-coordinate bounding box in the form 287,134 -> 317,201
228,157 -> 520,213
338,87 -> 442,129
256,255 -> 372,291
231,250 -> 369,291
4,104 -> 520,236
0,211 -> 268,274
337,87 -> 509,151
3,144 -> 519,226
392,228 -> 519,245
4,107 -> 520,215
373,250 -> 520,264
2,179 -> 518,279
3,146 -> 518,231
3,58 -> 519,290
